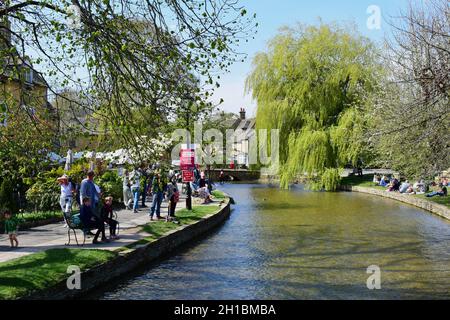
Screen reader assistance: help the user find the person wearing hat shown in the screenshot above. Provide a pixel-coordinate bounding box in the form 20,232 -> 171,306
57,174 -> 75,225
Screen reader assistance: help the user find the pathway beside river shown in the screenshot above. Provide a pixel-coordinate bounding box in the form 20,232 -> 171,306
0,198 -> 183,263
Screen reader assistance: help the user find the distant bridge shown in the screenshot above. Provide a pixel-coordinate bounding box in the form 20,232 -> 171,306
205,168 -> 396,183
208,169 -> 261,182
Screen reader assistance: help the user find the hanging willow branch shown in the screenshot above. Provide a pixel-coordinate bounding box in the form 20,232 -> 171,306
246,23 -> 382,190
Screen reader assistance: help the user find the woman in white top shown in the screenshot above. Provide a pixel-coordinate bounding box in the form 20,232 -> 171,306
122,170 -> 133,210
57,174 -> 74,228
57,174 -> 73,213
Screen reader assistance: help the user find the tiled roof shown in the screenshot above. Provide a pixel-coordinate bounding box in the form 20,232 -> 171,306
231,118 -> 256,141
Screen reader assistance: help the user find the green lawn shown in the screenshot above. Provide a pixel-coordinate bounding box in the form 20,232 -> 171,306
129,203 -> 225,248
415,194 -> 450,207
340,175 -> 450,208
0,249 -> 116,300
212,190 -> 227,199
340,174 -> 384,189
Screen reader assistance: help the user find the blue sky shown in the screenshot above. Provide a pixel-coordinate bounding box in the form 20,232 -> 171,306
214,0 -> 411,116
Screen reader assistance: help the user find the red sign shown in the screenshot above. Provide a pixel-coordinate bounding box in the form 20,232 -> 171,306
182,170 -> 194,183
180,148 -> 195,170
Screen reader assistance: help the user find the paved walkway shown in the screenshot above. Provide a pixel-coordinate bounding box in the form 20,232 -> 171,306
0,197 -> 189,263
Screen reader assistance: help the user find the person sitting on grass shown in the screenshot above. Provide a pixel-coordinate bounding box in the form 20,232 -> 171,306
379,175 -> 389,187
426,184 -> 448,198
3,210 -> 22,249
373,174 -> 381,186
387,178 -> 400,192
403,185 -> 415,194
198,171 -> 212,204
399,180 -> 411,194
80,197 -> 108,244
101,196 -> 119,240
413,180 -> 426,194
198,187 -> 212,204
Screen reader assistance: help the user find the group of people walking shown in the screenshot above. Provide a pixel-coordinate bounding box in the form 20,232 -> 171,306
122,166 -> 180,221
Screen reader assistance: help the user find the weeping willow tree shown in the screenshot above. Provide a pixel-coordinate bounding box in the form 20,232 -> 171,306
246,23 -> 382,190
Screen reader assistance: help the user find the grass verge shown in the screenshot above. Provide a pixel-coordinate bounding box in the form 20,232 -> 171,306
0,248 -> 116,300
340,175 -> 449,208
127,203 -> 224,249
212,190 -> 227,199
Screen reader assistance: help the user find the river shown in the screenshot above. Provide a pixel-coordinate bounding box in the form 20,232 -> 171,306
93,184 -> 450,300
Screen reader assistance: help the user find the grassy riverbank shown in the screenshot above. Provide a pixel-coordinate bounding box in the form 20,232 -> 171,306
0,248 -> 116,300
0,197 -> 228,300
341,175 -> 450,208
126,203 -> 224,249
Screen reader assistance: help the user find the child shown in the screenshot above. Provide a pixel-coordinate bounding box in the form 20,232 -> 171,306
4,211 -> 20,248
166,177 -> 180,223
101,196 -> 119,240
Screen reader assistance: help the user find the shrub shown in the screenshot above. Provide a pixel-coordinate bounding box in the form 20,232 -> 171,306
67,162 -> 89,184
24,162 -> 123,211
18,211 -> 62,223
26,179 -> 60,212
0,179 -> 19,213
97,170 -> 123,202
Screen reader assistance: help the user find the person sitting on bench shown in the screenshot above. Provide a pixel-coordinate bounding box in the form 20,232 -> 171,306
80,197 -> 108,244
101,196 -> 119,240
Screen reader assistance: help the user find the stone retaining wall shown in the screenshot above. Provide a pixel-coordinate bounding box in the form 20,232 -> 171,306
340,185 -> 450,221
22,199 -> 231,300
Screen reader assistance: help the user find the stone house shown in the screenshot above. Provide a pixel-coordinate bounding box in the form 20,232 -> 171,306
229,108 -> 256,168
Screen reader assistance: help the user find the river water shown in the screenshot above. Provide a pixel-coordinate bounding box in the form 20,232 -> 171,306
95,184 -> 450,300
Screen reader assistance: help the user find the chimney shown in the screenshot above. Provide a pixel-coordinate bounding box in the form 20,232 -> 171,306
239,108 -> 246,120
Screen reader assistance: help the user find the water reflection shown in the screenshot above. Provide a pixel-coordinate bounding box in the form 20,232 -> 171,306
95,184 -> 450,300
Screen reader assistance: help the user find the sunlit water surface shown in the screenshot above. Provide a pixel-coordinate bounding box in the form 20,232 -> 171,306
94,184 -> 450,300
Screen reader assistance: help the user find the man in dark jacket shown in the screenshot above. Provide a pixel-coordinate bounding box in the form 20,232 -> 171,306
80,197 -> 107,244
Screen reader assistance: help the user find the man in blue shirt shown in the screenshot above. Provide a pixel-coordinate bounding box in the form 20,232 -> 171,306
80,171 -> 99,211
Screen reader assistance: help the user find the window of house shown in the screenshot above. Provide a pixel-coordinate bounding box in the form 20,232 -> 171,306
24,68 -> 34,84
